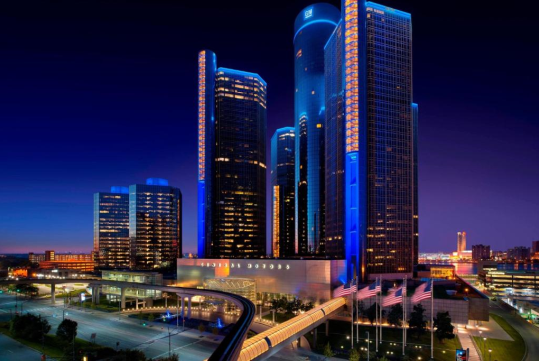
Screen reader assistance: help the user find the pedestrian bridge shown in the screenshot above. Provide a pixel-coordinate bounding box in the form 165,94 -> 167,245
238,297 -> 346,361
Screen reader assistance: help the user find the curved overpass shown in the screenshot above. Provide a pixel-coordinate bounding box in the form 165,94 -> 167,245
0,278 -> 255,361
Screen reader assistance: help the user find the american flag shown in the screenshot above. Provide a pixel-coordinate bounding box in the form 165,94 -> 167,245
382,286 -> 403,307
411,280 -> 432,303
333,279 -> 358,298
356,280 -> 380,300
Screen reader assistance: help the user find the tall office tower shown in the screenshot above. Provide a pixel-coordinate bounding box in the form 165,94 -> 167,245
324,20 -> 345,258
532,240 -> 539,255
472,244 -> 491,261
93,186 -> 130,268
412,103 -> 419,266
457,231 -> 467,255
129,178 -> 182,269
198,50 -> 267,258
294,3 -> 340,256
325,0 -> 415,281
271,127 -> 296,258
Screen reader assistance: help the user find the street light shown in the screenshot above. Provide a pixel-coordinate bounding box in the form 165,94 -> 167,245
489,348 -> 492,361
366,331 -> 370,361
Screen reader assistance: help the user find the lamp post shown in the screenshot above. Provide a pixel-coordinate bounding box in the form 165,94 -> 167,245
366,331 -> 370,361
488,348 -> 492,361
483,337 -> 487,358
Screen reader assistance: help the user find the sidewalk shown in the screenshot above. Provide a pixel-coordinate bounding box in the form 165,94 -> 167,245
457,326 -> 482,361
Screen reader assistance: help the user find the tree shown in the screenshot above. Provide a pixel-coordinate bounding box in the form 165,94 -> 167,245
157,354 -> 179,361
379,357 -> 390,361
387,303 -> 403,327
357,301 -> 365,321
112,349 -> 147,361
300,301 -> 314,312
56,319 -> 78,343
408,304 -> 427,339
434,311 -> 455,343
323,342 -> 334,359
349,347 -> 360,361
286,298 -> 302,314
10,314 -> 51,341
366,303 -> 378,325
148,314 -> 155,322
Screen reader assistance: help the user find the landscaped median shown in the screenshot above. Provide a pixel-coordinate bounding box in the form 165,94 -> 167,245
473,313 -> 525,361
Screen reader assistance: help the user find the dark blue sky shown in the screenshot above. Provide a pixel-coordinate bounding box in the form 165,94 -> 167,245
0,0 -> 537,254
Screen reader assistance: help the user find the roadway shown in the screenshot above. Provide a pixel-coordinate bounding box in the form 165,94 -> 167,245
489,299 -> 539,361
0,293 -> 218,360
0,333 -> 44,361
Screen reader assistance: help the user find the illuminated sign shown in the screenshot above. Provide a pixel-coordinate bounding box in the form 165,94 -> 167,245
304,8 -> 313,20
456,349 -> 468,361
199,261 -> 290,270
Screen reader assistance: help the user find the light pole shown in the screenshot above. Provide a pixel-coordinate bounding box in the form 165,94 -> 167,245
168,327 -> 172,356
483,337 -> 487,358
488,348 -> 492,361
366,331 -> 370,361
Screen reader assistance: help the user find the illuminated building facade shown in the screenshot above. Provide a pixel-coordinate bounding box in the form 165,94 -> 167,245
129,178 -> 182,269
472,244 -> 491,261
198,50 -> 267,258
457,231 -> 467,255
324,1 -> 416,281
294,3 -> 340,256
271,127 -> 295,258
93,186 -> 130,268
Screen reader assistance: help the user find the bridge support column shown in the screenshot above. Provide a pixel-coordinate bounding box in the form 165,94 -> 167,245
51,283 -> 56,304
120,287 -> 126,309
314,327 -> 317,347
181,296 -> 185,317
94,287 -> 100,305
297,337 -> 301,348
325,320 -> 329,336
187,296 -> 192,319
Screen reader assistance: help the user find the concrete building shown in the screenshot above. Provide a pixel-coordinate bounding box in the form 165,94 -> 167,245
457,232 -> 467,255
506,246 -> 531,261
472,244 -> 491,261
99,270 -> 163,307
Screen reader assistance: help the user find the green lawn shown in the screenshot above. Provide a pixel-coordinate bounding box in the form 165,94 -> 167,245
0,321 -> 107,358
306,320 -> 461,360
473,313 -> 525,361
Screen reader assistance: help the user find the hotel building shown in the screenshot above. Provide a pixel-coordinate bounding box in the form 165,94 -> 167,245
93,186 -> 130,268
271,127 -> 296,258
294,4 -> 341,256
325,0 -> 417,281
129,178 -> 182,269
197,50 -> 267,258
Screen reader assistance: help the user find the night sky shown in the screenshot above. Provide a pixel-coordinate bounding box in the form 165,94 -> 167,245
0,0 -> 537,254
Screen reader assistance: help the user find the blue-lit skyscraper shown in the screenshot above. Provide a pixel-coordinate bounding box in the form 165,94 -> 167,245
271,127 -> 295,258
198,51 -> 267,258
93,186 -> 130,268
325,1 -> 417,281
129,178 -> 182,269
294,3 -> 340,256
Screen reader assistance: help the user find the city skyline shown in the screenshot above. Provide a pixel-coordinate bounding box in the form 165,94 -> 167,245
1,0 -> 538,254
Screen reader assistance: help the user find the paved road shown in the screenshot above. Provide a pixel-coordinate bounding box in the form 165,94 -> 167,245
0,294 -> 218,360
0,333 -> 44,361
490,299 -> 539,361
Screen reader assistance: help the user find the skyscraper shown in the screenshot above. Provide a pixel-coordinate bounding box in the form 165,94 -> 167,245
198,50 -> 267,258
472,244 -> 491,261
129,178 -> 182,269
271,127 -> 296,258
94,186 -> 130,268
457,231 -> 467,255
294,3 -> 340,256
326,1 -> 416,281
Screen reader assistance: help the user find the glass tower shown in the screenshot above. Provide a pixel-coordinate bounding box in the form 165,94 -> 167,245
93,186 -> 129,268
294,3 -> 340,256
271,127 -> 295,258
198,51 -> 267,258
325,1 -> 416,281
129,178 -> 182,269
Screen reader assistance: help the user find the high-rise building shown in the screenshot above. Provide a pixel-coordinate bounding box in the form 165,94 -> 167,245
129,178 -> 182,269
457,231 -> 467,255
45,250 -> 55,261
532,240 -> 539,255
324,1 -> 416,281
271,127 -> 296,258
507,246 -> 531,261
294,3 -> 340,256
198,50 -> 267,258
472,244 -> 491,261
93,186 -> 130,268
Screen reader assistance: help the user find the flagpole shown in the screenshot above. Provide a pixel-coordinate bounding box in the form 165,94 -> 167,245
402,277 -> 405,356
431,278 -> 434,360
375,277 -> 378,353
404,276 -> 407,348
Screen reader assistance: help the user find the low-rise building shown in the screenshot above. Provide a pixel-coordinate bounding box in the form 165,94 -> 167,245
479,269 -> 539,297
100,270 -> 163,306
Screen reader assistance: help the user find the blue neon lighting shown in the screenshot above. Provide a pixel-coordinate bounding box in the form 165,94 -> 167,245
197,181 -> 205,258
110,186 -> 128,194
323,19 -> 342,50
345,152 -> 359,282
146,178 -> 169,186
304,7 -> 313,20
293,19 -> 338,42
366,2 -> 411,18
217,67 -> 267,86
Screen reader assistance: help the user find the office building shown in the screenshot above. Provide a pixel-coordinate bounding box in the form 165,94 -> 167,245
294,4 -> 340,256
129,178 -> 182,269
271,127 -> 296,258
93,186 -> 130,268
506,246 -> 531,261
457,232 -> 467,255
472,244 -> 491,261
324,1 -> 416,281
532,240 -> 539,256
198,50 -> 267,258
45,250 -> 55,261
480,269 -> 539,298
28,250 -> 95,272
